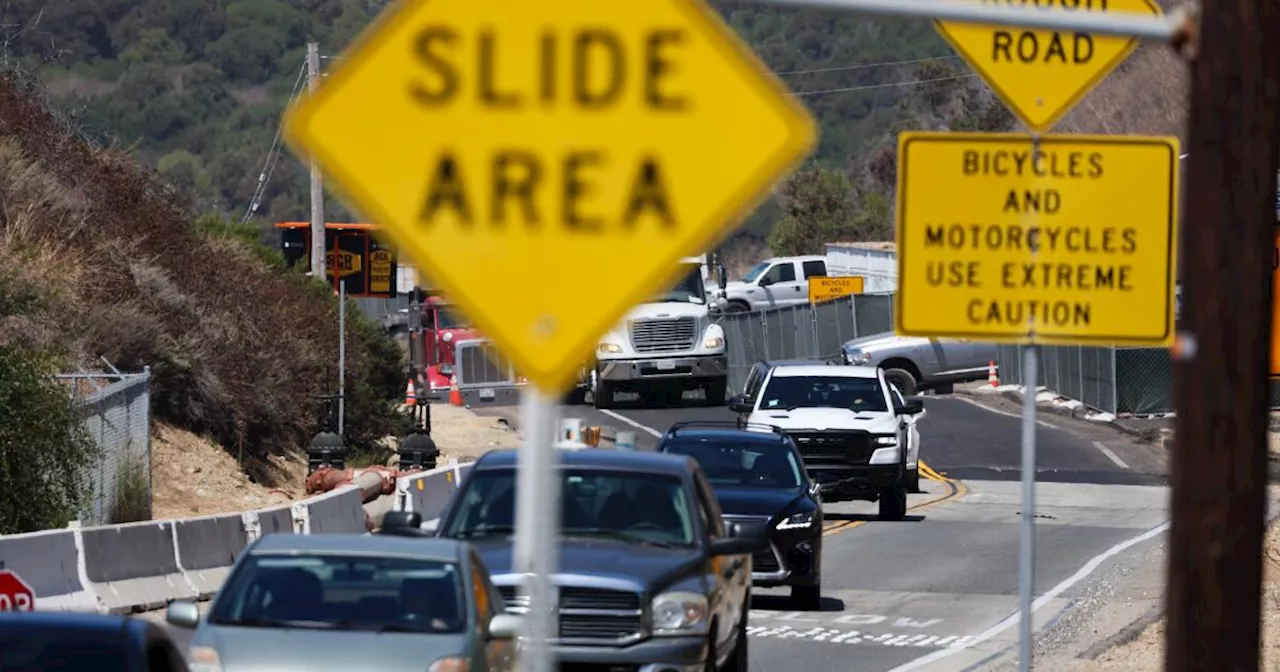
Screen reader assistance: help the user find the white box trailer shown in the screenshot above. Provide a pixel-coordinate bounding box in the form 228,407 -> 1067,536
824,241 -> 897,293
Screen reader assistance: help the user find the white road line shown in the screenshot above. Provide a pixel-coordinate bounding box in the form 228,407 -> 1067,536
950,396 -> 1059,429
884,519 -> 1172,672
1092,440 -> 1131,469
597,409 -> 664,437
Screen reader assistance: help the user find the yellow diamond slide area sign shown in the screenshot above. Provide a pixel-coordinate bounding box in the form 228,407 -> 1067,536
283,0 -> 815,394
935,0 -> 1161,133
893,131 -> 1179,346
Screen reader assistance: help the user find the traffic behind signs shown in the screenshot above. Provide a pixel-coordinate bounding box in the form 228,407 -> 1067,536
894,131 -> 1179,346
283,0 -> 816,394
0,570 -> 35,611
934,0 -> 1161,132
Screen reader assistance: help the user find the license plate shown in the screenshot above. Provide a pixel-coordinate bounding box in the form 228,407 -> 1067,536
479,388 -> 496,401
656,359 -> 676,370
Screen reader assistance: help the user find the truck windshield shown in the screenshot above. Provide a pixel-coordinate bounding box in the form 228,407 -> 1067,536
651,265 -> 706,305
433,306 -> 468,330
759,375 -> 889,413
443,468 -> 697,547
663,440 -> 803,489
742,262 -> 770,283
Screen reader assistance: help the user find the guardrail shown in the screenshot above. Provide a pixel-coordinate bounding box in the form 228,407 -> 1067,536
0,460 -> 473,614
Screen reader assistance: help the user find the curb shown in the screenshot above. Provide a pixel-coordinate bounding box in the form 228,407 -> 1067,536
957,385 -> 1165,442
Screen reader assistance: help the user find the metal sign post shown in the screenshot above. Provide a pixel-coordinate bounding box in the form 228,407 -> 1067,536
513,388 -> 561,672
1017,345 -> 1037,671
338,279 -> 346,436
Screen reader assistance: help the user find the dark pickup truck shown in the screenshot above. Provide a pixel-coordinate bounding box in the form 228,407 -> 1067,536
433,448 -> 766,672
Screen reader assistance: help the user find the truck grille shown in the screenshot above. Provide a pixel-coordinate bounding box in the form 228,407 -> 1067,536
786,430 -> 875,467
497,585 -> 643,642
629,317 -> 696,353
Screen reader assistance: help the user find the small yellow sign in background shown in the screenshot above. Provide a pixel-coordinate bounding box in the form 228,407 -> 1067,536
934,0 -> 1161,132
809,276 -> 865,304
894,131 -> 1179,346
283,0 -> 815,393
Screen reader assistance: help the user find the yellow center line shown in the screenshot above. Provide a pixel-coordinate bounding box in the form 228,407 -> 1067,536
821,474 -> 969,538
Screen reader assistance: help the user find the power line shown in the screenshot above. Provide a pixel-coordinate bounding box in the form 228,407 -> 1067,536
776,54 -> 960,76
792,72 -> 977,97
241,58 -> 308,223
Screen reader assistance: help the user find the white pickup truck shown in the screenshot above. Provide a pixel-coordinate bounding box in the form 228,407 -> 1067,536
580,256 -> 731,409
715,254 -> 831,313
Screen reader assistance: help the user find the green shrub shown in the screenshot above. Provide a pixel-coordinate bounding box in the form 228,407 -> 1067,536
0,347 -> 99,534
110,449 -> 151,524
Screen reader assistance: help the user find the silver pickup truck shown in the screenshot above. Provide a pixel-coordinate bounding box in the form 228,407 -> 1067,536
840,334 -> 997,396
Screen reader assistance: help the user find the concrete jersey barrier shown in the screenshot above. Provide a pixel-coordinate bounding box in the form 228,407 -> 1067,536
0,461 -> 470,614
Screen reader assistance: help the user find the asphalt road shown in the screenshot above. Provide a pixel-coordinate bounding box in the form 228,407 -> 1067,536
547,390 -> 1171,671
153,391 -> 1172,672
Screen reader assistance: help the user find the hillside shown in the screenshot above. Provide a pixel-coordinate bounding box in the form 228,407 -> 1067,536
0,0 -> 966,249
0,63 -> 411,533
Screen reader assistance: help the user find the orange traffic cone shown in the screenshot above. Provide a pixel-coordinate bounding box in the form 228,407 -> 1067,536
404,379 -> 417,406
448,375 -> 464,407
987,361 -> 999,387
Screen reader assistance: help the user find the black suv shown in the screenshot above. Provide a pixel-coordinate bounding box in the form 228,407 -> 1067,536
434,449 -> 766,672
655,422 -> 825,610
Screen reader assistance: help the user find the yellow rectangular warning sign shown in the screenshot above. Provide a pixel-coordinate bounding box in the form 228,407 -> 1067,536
809,276 -> 865,304
894,131 -> 1180,346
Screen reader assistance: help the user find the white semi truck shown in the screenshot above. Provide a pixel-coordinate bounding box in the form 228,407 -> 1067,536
575,255 -> 731,409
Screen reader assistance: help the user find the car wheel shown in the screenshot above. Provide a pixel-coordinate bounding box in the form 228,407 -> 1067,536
882,368 -> 918,396
726,301 -> 751,314
878,486 -> 908,521
725,601 -> 749,672
906,467 -> 921,493
704,378 -> 728,406
792,583 -> 821,611
593,381 -> 616,409
704,628 -> 718,672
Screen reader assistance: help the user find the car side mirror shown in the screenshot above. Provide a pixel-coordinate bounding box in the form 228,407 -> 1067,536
711,533 -> 768,556
488,613 -> 523,640
421,518 -> 440,534
165,600 -> 201,629
758,276 -> 773,287
727,395 -> 752,414
899,398 -> 925,416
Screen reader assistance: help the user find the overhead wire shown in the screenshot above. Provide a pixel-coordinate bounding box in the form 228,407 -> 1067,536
241,57 -> 308,224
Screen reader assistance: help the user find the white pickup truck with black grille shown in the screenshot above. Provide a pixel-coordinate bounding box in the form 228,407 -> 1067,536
588,256 -> 729,409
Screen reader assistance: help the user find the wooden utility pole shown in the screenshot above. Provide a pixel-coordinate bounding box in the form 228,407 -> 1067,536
1167,0 -> 1280,668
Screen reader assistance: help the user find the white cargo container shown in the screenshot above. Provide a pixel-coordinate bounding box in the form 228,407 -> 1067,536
824,241 -> 897,293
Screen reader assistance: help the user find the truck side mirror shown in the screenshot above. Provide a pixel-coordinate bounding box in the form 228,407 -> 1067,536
715,263 -> 727,289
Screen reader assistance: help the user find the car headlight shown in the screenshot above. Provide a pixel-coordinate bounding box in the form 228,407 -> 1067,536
598,342 -> 623,354
704,336 -> 724,349
442,331 -> 454,342
428,657 -> 469,672
845,349 -> 871,365
651,591 -> 709,634
776,511 -> 816,530
875,435 -> 898,446
188,646 -> 223,672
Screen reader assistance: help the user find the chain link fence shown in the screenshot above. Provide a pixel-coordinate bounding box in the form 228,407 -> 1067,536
55,369 -> 153,525
993,344 -> 1184,416
722,293 -> 896,393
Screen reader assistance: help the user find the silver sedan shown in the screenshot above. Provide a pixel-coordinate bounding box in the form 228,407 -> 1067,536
164,532 -> 522,672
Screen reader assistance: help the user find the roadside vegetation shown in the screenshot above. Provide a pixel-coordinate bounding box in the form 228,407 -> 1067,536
0,66 -> 410,533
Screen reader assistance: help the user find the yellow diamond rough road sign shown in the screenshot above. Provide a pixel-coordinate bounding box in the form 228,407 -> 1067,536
283,0 -> 815,394
894,131 -> 1179,346
935,0 -> 1162,133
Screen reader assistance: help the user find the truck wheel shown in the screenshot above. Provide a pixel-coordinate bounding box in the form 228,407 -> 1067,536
704,378 -> 728,406
593,381 -> 616,410
906,467 -> 921,493
725,300 -> 751,314
883,368 -> 918,396
792,583 -> 821,611
878,486 -> 908,521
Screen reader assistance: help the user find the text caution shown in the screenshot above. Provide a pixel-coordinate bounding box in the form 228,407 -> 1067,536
934,0 -> 1161,132
282,0 -> 815,393
894,131 -> 1179,346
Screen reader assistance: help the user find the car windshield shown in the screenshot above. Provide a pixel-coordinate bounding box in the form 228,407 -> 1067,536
207,554 -> 467,634
741,262 -> 769,283
443,468 -> 697,547
759,375 -> 889,413
432,306 -> 468,330
663,440 -> 803,489
650,265 -> 706,305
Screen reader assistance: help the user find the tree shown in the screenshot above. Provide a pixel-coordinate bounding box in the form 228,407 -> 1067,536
769,164 -> 857,255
